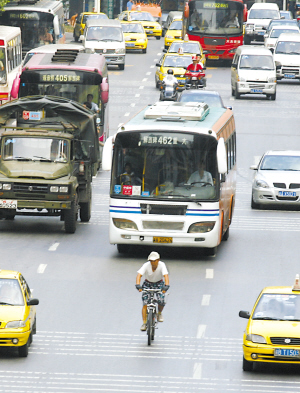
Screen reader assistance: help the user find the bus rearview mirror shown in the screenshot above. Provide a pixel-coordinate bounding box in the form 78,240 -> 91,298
217,137 -> 227,174
102,136 -> 114,171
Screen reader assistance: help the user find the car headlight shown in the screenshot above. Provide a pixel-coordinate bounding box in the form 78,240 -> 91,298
268,77 -> 276,83
3,183 -> 12,190
238,76 -> 246,82
188,222 -> 215,233
137,38 -> 146,43
165,35 -> 173,38
255,179 -> 269,188
113,218 -> 138,231
246,334 -> 267,344
6,320 -> 26,328
115,48 -> 125,54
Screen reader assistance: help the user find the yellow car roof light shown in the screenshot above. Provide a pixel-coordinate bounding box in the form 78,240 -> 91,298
293,274 -> 300,291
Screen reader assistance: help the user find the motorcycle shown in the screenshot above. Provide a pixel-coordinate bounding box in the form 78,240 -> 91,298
159,79 -> 178,101
184,69 -> 206,89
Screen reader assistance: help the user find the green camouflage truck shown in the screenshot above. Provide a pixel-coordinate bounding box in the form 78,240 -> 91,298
0,96 -> 100,233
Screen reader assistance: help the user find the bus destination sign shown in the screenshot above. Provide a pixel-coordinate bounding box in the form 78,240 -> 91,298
203,2 -> 228,8
39,71 -> 82,83
9,12 -> 39,20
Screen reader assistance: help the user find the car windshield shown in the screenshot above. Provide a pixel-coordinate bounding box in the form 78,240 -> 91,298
179,92 -> 223,107
169,42 -> 200,54
86,26 -> 123,42
83,14 -> 108,24
169,20 -> 182,30
253,293 -> 300,321
260,155 -> 300,171
239,54 -> 274,70
267,20 -> 297,33
270,28 -> 299,38
0,279 -> 24,306
121,23 -> 144,33
275,41 -> 300,54
3,137 -> 69,163
163,55 -> 192,68
130,12 -> 155,21
249,9 -> 279,19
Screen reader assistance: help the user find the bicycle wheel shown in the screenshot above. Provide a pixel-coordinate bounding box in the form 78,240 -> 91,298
147,309 -> 153,346
151,312 -> 156,341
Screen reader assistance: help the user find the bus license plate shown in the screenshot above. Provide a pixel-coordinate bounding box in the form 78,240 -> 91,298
279,191 -> 296,197
274,348 -> 300,358
251,89 -> 263,93
284,73 -> 296,78
153,237 -> 173,243
0,199 -> 17,209
208,55 -> 219,60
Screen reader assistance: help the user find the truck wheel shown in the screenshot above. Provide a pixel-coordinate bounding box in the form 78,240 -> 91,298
64,199 -> 77,234
80,187 -> 92,222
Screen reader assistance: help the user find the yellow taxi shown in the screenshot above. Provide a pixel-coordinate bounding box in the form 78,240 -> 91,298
155,53 -> 193,89
73,12 -> 108,42
117,10 -> 162,39
164,18 -> 182,49
121,21 -> 148,53
167,39 -> 206,67
0,269 -> 39,357
239,275 -> 300,371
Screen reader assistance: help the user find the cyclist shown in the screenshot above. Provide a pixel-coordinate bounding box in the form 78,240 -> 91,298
136,251 -> 170,331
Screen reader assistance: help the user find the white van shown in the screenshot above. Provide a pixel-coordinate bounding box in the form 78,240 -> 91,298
244,3 -> 280,45
274,33 -> 300,81
231,45 -> 276,100
81,19 -> 125,70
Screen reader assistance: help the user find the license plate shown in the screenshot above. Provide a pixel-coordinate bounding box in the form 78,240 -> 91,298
284,73 -> 296,79
153,237 -> 173,243
126,43 -> 135,47
0,199 -> 17,209
208,55 -> 219,60
279,191 -> 296,197
257,31 -> 265,35
250,89 -> 263,93
147,30 -> 153,34
274,348 -> 300,358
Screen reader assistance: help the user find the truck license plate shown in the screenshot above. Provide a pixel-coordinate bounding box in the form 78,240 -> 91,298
274,348 -> 300,358
153,237 -> 173,243
0,199 -> 17,209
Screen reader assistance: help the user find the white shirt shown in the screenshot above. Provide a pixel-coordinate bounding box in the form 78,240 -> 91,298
137,261 -> 168,283
163,75 -> 178,86
188,170 -> 213,185
90,102 -> 99,112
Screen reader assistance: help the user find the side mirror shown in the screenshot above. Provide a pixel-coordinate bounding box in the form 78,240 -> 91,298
11,74 -> 20,99
163,49 -> 167,53
53,15 -> 60,36
156,63 -> 161,67
239,310 -> 250,319
276,64 -> 281,70
269,47 -> 274,53
101,78 -> 109,104
217,137 -> 227,174
28,298 -> 39,306
250,164 -> 258,170
102,136 -> 114,171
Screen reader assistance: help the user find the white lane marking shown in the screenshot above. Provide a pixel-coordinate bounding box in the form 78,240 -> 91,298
193,363 -> 202,379
154,58 -> 158,61
150,65 -> 155,68
135,93 -> 140,97
196,324 -> 206,338
124,112 -> 130,116
130,103 -> 135,107
37,264 -> 47,274
139,86 -> 144,89
142,78 -> 148,82
146,71 -> 151,75
229,97 -> 234,101
48,242 -> 59,251
206,268 -> 214,279
157,52 -> 162,55
201,294 -> 211,306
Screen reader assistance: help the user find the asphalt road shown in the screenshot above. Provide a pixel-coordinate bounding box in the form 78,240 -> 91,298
1,34 -> 300,392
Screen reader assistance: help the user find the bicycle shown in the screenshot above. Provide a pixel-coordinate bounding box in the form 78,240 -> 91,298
142,288 -> 162,346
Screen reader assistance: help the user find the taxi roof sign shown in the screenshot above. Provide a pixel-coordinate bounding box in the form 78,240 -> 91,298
293,274 -> 300,291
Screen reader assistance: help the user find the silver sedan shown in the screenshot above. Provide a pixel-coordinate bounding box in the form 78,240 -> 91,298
251,150 -> 300,209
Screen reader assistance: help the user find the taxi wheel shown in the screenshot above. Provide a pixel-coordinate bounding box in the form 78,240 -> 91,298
142,48 -> 147,54
235,85 -> 241,99
156,36 -> 161,40
243,356 -> 253,371
18,342 -> 29,358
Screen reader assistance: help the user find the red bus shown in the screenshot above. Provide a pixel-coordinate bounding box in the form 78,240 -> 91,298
182,0 -> 246,61
12,49 -> 109,147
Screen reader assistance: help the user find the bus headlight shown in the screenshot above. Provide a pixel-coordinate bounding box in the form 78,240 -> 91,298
188,222 -> 215,233
113,218 -> 138,231
246,334 -> 267,344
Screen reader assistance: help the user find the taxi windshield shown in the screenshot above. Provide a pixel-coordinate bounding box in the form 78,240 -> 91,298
239,55 -> 274,70
260,155 -> 300,171
163,55 -> 192,68
169,20 -> 182,30
0,279 -> 24,306
253,293 -> 300,321
130,12 -> 155,21
169,42 -> 200,54
121,23 -> 144,33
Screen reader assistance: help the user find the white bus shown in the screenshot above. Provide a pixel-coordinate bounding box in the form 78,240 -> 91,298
0,26 -> 22,104
103,101 -> 236,255
0,0 -> 65,57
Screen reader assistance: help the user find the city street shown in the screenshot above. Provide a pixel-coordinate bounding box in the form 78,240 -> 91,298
1,36 -> 300,392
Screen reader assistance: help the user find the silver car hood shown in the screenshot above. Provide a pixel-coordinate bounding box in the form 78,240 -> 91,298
257,170 -> 300,186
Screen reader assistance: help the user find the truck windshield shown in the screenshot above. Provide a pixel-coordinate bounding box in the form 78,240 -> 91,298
3,137 -> 69,162
110,131 -> 219,201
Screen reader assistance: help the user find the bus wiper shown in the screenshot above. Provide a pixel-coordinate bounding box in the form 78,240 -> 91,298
33,156 -> 52,162
13,157 -> 33,161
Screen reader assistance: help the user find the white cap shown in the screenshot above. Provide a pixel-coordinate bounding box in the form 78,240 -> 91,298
148,251 -> 160,261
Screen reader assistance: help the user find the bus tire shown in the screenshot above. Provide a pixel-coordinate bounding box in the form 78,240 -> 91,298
244,36 -> 251,45
119,64 -> 125,70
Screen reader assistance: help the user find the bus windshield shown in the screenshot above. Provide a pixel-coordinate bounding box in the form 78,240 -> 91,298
0,48 -> 7,83
188,0 -> 243,35
0,11 -> 54,51
111,131 -> 219,200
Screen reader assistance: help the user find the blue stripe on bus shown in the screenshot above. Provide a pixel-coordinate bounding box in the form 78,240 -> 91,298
110,209 -> 141,214
186,213 -> 219,216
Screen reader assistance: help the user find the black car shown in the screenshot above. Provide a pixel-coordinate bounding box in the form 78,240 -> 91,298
178,90 -> 225,108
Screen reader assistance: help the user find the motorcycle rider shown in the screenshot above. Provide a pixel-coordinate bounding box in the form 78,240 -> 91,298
185,55 -> 205,88
161,69 -> 178,100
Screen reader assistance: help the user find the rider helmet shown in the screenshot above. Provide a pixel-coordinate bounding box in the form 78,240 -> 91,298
192,55 -> 197,61
167,69 -> 174,74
